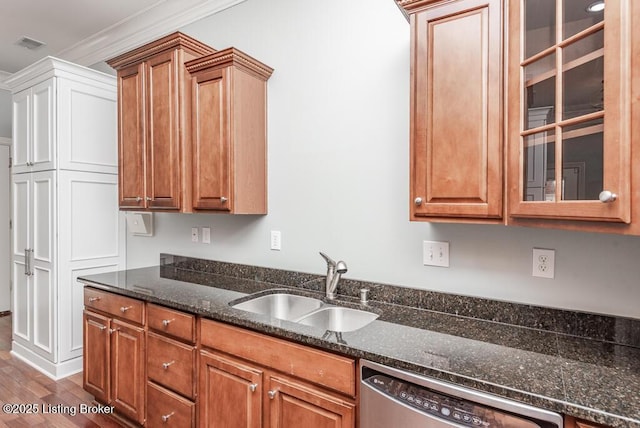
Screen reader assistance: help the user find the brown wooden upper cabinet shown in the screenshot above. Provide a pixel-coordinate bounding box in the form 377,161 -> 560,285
108,32 -> 216,211
398,0 -> 504,222
507,0 -> 639,234
185,48 -> 273,214
397,0 -> 640,235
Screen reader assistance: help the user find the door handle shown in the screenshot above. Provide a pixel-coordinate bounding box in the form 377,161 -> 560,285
24,249 -> 33,276
24,248 -> 29,276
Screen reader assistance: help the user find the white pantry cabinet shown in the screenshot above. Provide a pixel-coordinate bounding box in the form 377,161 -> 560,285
6,57 -> 124,379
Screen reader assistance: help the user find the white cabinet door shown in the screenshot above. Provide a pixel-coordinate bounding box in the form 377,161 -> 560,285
11,174 -> 30,341
12,90 -> 31,174
31,80 -> 56,172
58,170 -> 123,362
57,79 -> 118,174
11,79 -> 56,174
11,171 -> 56,362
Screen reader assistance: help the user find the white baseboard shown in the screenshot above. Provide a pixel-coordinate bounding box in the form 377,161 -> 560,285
10,341 -> 83,380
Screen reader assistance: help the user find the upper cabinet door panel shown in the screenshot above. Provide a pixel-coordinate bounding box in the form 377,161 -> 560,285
31,79 -> 56,171
58,79 -> 118,174
507,0 -> 632,223
117,63 -> 146,209
192,69 -> 231,211
411,0 -> 502,220
12,89 -> 31,173
146,51 -> 181,210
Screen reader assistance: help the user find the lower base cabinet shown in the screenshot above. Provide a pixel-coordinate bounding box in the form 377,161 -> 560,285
268,375 -> 355,428
199,319 -> 356,428
147,381 -> 196,428
83,288 -> 146,425
82,287 -> 358,428
200,351 -> 263,427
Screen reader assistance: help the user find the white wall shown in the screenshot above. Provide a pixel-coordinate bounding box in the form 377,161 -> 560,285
125,0 -> 640,320
0,90 -> 11,137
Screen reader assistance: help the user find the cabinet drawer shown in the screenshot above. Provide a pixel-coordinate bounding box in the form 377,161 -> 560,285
200,319 -> 356,397
84,287 -> 144,325
147,332 -> 196,399
147,304 -> 196,343
146,382 -> 195,428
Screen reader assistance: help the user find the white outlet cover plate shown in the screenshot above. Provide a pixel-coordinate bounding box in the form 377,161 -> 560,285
532,248 -> 555,279
423,241 -> 449,267
191,227 -> 199,243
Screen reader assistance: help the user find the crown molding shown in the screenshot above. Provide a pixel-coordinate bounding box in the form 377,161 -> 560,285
5,56 -> 116,93
56,0 -> 247,68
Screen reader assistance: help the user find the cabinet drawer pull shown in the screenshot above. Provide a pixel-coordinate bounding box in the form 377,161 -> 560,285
220,196 -> 228,203
162,319 -> 174,327
136,196 -> 142,202
88,297 -> 101,302
161,411 -> 175,422
109,328 -> 120,334
120,306 -> 132,313
249,383 -> 258,392
267,389 -> 278,399
146,196 -> 152,201
162,360 -> 176,370
414,197 -> 423,206
98,325 -> 107,331
599,190 -> 617,203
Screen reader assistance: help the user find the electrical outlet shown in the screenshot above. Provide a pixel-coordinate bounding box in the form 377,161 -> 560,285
532,248 -> 555,278
423,241 -> 449,267
202,227 -> 211,244
270,230 -> 281,251
191,227 -> 199,243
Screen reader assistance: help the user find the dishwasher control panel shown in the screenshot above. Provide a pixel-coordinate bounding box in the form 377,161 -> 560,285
365,373 -> 490,426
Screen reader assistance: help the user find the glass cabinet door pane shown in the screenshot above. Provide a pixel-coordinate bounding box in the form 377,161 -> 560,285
563,0 -> 604,39
524,54 -> 556,130
524,131 -> 556,201
562,30 -> 604,120
561,119 -> 603,200
525,0 -> 556,58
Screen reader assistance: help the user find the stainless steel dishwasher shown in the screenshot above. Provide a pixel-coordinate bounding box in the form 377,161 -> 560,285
360,360 -> 563,428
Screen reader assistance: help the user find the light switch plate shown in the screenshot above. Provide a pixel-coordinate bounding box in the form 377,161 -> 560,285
423,241 -> 449,267
270,230 -> 281,251
202,227 -> 211,244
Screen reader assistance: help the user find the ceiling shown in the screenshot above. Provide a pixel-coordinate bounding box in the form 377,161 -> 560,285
0,0 -> 246,88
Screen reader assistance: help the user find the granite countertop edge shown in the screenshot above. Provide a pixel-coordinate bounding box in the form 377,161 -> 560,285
79,270 -> 640,428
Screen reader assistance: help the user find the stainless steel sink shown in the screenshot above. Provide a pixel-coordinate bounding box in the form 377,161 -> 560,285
231,293 -> 323,321
296,306 -> 379,332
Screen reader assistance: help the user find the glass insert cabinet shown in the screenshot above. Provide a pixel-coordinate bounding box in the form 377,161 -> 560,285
507,0 -> 632,223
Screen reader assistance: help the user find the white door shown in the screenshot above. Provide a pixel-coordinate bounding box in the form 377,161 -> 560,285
0,143 -> 10,313
11,170 -> 56,362
11,79 -> 56,175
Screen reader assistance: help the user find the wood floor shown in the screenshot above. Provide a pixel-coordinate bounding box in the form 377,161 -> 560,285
0,314 -> 123,427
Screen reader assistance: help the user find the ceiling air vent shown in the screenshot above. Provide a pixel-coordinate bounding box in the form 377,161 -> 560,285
16,36 -> 46,50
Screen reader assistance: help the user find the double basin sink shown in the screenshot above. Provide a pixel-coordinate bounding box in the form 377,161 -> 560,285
230,290 -> 379,332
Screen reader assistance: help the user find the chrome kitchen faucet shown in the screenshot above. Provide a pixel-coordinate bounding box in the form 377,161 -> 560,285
319,252 -> 347,300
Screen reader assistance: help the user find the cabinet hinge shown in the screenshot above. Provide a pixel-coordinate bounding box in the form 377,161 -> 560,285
9,219 -> 11,229
8,157 -> 11,168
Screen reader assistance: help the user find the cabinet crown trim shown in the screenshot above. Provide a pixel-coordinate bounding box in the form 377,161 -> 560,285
185,47 -> 274,80
107,31 -> 216,70
5,56 -> 116,93
395,0 -> 454,14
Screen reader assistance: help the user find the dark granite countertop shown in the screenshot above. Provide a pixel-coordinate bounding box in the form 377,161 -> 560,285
79,264 -> 640,428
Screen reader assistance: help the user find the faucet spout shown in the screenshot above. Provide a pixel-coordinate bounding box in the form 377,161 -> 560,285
319,252 -> 347,300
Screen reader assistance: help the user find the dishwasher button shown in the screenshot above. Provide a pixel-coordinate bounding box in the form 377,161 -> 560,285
441,407 -> 451,416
